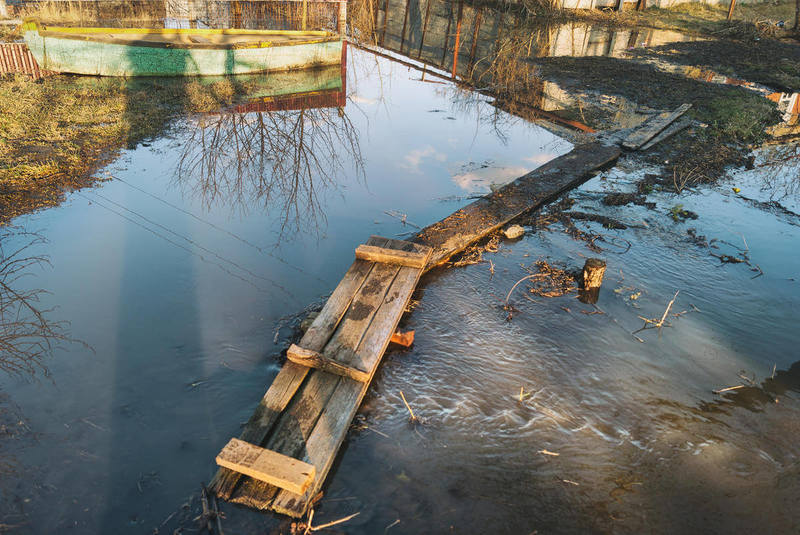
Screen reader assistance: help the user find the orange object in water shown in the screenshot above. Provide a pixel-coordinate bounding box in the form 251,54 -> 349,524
390,330 -> 415,347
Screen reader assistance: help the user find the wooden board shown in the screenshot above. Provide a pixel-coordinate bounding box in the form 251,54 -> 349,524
412,142 -> 621,269
212,142 -> 622,516
286,344 -> 370,382
211,237 -> 431,516
640,116 -> 692,150
355,243 -> 429,268
622,103 -> 692,151
216,438 -> 316,495
209,237 -> 382,499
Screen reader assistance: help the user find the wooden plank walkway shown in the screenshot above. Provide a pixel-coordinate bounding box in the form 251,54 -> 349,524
210,236 -> 431,517
413,142 -> 622,268
210,141 -> 621,518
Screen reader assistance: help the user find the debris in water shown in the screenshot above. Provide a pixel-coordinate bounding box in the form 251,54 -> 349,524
503,224 -> 525,239
399,391 -> 420,424
538,449 -> 560,456
389,330 -> 415,347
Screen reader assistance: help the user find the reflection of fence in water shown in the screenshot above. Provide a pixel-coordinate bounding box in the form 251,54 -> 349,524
164,0 -> 346,32
13,0 -> 346,33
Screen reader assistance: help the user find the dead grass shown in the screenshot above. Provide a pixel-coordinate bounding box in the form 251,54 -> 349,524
566,0 -> 798,37
0,74 -> 259,223
16,0 -> 165,25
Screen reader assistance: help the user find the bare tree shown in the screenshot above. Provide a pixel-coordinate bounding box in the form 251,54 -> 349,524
175,103 -> 364,242
0,227 -> 82,378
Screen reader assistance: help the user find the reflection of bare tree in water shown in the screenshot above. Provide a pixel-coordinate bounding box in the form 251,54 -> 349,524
758,143 -> 800,199
176,106 -> 364,241
0,227 -> 81,378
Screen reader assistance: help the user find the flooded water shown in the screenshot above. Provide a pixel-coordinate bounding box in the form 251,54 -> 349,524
0,46 -> 569,532
2,8 -> 800,535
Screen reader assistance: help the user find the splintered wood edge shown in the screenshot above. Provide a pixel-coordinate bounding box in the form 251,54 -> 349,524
286,345 -> 370,382
215,438 -> 316,496
355,244 -> 430,268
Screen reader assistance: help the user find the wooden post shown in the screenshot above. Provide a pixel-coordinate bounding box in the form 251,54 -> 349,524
579,258 -> 606,304
400,0 -> 410,52
418,0 -> 431,58
338,0 -> 347,35
451,0 -> 464,78
727,0 -> 736,21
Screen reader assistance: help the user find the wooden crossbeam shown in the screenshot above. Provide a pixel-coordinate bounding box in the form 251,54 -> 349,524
355,243 -> 429,268
286,344 -> 369,382
215,438 -> 316,495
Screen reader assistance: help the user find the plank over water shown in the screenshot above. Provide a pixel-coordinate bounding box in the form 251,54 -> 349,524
412,142 -> 621,269
211,142 -> 623,516
210,236 -> 431,516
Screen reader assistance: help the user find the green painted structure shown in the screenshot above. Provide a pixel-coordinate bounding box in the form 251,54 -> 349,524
21,20 -> 343,77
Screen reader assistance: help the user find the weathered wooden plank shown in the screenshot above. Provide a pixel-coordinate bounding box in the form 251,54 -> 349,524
640,116 -> 692,151
355,244 -> 428,268
286,344 -> 370,382
622,103 -> 692,150
228,243 -> 412,508
271,242 -> 426,517
412,142 -> 621,269
216,438 -> 316,495
209,237 -> 388,499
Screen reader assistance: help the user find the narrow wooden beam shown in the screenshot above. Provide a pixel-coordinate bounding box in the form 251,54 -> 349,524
413,142 -> 622,269
623,103 -> 691,151
286,344 -> 370,382
355,243 -> 429,268
216,438 -> 316,495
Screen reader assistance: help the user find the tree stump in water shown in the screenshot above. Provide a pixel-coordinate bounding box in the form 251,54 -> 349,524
579,258 -> 606,304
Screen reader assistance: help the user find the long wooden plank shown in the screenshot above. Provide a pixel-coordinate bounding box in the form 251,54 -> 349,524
271,242 -> 426,517
412,142 -> 621,269
286,344 -> 370,382
216,438 -> 316,495
622,103 -> 692,150
228,248 -> 409,507
355,243 -> 428,268
209,237 -> 388,499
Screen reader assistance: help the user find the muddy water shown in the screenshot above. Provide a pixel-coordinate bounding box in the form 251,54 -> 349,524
0,47 -> 568,533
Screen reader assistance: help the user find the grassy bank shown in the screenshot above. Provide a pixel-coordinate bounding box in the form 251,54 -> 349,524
558,0 -> 798,37
0,74 -> 257,223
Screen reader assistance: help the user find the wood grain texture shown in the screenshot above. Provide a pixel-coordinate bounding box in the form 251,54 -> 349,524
412,142 -> 621,269
271,241 -> 427,516
209,237 -> 387,499
216,438 -> 316,495
623,103 -> 691,150
228,239 -> 428,510
286,344 -> 370,382
355,244 -> 428,268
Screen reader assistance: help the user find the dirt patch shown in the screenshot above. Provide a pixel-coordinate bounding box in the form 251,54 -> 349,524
630,39 -> 800,93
